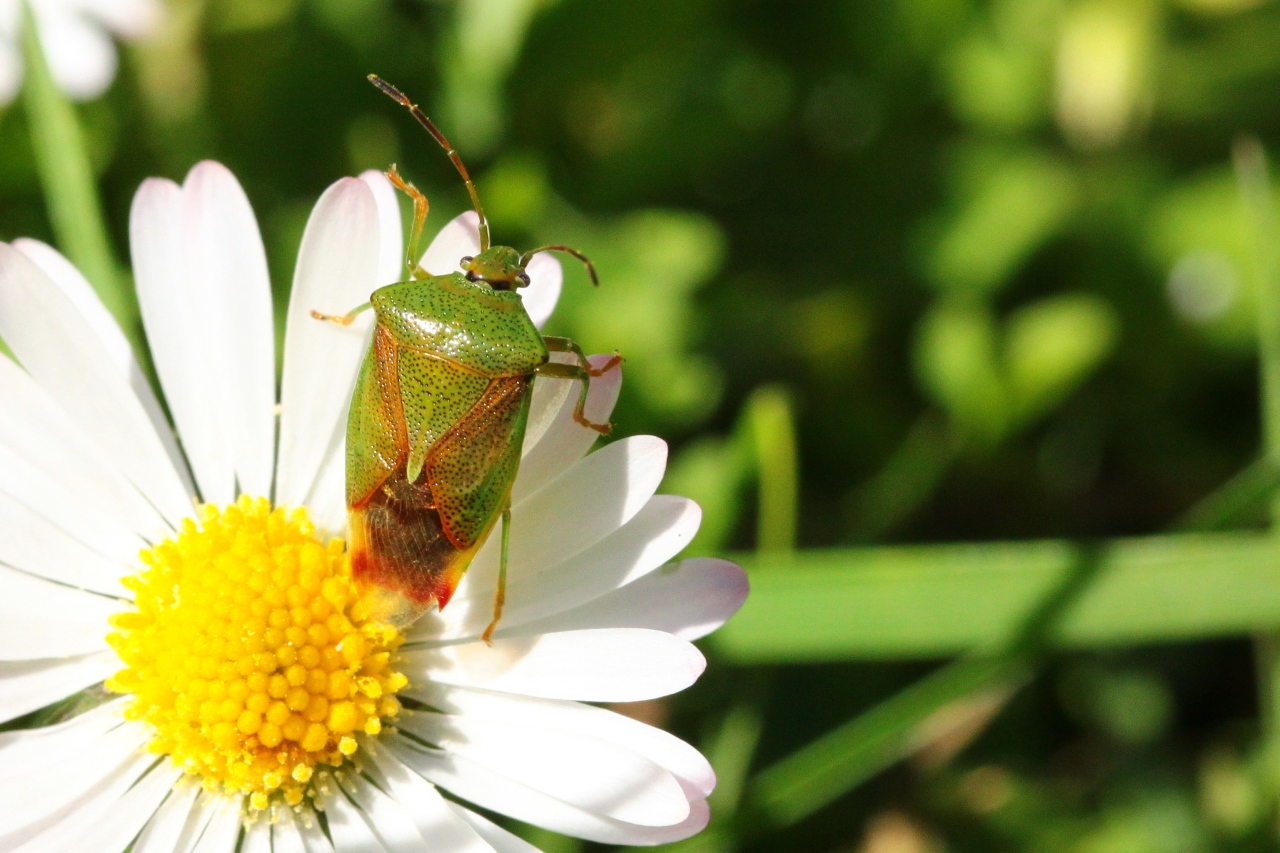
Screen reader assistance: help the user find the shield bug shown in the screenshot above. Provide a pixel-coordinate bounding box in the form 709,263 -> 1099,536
312,75 -> 620,642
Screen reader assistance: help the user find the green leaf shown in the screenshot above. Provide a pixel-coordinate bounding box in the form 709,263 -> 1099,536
712,533 -> 1280,662
914,301 -> 1009,444
925,150 -> 1079,298
1005,292 -> 1118,424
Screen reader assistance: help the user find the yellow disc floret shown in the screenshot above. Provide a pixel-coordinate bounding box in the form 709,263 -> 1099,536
106,496 -> 408,810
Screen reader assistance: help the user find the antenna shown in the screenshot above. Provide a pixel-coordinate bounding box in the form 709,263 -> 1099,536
519,244 -> 599,287
368,74 -> 491,252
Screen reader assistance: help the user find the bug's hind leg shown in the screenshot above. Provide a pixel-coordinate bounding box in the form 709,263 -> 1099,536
386,164 -> 430,280
481,506 -> 512,645
536,359 -> 618,435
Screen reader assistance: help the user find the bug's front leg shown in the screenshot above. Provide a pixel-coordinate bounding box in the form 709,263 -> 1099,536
481,505 -> 512,645
536,355 -> 620,435
310,302 -> 372,326
385,164 -> 430,280
543,336 -> 622,377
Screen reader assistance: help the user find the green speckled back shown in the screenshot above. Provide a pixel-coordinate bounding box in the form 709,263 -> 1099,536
371,273 -> 548,377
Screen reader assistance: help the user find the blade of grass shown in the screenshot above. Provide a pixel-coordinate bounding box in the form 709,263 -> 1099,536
747,386 -> 799,556
741,542 -> 1105,828
20,4 -> 134,340
1234,135 -> 1280,806
713,532 -> 1280,661
1173,456 -> 1280,532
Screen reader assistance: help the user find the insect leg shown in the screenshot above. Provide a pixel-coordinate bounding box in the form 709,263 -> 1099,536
385,164 -> 430,280
535,361 -> 614,434
310,302 -> 372,326
542,336 -> 623,376
481,505 -> 512,645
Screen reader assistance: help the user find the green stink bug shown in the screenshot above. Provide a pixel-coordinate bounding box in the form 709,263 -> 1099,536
313,75 -> 619,641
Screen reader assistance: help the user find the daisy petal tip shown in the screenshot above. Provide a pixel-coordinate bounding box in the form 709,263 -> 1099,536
358,167 -> 392,188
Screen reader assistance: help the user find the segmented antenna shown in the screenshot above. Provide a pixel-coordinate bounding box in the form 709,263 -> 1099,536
368,74 -> 491,252
519,244 -> 600,287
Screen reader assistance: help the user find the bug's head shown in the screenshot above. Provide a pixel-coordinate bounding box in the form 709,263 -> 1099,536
460,246 -> 529,291
462,244 -> 602,291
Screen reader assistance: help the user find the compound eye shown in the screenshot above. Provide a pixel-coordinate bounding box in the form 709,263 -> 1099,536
517,272 -> 531,286
459,255 -> 473,268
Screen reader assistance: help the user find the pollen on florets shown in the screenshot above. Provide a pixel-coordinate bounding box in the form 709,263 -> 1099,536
106,495 -> 408,810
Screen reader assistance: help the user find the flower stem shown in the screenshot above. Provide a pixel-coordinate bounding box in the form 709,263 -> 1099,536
20,3 -> 135,338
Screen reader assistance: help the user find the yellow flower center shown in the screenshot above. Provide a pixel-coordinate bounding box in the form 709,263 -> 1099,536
106,495 -> 407,811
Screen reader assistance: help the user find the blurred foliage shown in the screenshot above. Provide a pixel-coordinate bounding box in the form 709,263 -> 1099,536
11,0 -> 1280,850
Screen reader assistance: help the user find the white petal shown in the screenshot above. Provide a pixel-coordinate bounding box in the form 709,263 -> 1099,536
0,697 -> 127,780
276,805 -> 335,853
0,436 -> 148,569
277,178 -> 380,510
0,353 -> 171,543
520,368 -> 574,463
343,774 -> 431,853
512,353 -> 622,503
307,441 -> 349,536
0,651 -> 117,723
241,819 -> 271,853
420,211 -> 481,275
391,737 -> 709,846
0,721 -> 150,843
191,795 -> 241,853
16,760 -> 182,853
397,709 -> 690,826
163,792 -> 220,853
0,488 -> 132,596
270,812 -> 309,853
446,806 -> 542,853
361,739 -> 498,853
359,169 -> 405,287
516,557 -> 748,642
132,164 -> 277,503
79,0 -> 162,38
433,496 -> 700,642
35,6 -> 117,100
181,162 -> 276,498
131,780 -> 201,853
521,252 -> 561,329
0,38 -> 20,105
0,243 -> 192,527
131,176 -> 230,503
513,435 -> 666,559
444,436 -> 667,617
11,238 -> 193,496
406,683 -> 715,800
0,567 -> 122,660
324,789 -> 390,852
400,628 -> 704,702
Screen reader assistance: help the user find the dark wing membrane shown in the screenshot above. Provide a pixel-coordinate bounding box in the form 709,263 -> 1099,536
426,376 -> 533,549
349,474 -> 472,621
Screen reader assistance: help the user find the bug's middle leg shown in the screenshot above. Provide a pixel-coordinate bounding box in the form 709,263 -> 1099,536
481,506 -> 512,645
536,360 -> 615,434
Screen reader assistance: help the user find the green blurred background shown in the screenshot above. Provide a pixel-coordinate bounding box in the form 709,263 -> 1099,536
11,0 -> 1280,850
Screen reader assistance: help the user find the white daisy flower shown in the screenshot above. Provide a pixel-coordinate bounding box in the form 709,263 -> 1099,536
0,0 -> 160,104
0,160 -> 748,851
